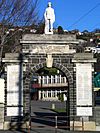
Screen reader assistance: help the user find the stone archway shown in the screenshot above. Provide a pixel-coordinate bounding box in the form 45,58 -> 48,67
23,61 -> 74,129
1,34 -> 96,130
25,61 -> 73,89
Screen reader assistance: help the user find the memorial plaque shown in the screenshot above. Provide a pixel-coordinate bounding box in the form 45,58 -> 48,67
7,65 -> 23,116
7,107 -> 23,116
77,107 -> 92,116
76,63 -> 92,106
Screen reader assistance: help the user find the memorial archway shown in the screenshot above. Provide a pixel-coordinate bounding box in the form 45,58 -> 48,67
23,61 -> 73,129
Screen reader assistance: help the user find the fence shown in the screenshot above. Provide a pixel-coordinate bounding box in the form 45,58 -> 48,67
38,75 -> 67,85
27,115 -> 85,133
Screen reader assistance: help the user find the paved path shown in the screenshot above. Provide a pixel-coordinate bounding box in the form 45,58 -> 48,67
31,100 -> 67,128
0,129 -> 100,133
0,101 -> 99,132
31,100 -> 66,116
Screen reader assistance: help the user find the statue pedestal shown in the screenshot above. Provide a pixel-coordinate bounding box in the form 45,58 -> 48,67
45,31 -> 53,35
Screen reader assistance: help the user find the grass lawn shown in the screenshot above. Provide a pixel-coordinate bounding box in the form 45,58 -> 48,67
51,108 -> 66,113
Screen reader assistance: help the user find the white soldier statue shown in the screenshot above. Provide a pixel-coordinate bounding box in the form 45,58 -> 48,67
44,2 -> 55,34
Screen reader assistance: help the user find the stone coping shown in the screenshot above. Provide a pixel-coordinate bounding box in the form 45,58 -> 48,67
22,34 -> 76,41
72,53 -> 97,63
20,40 -> 79,44
74,53 -> 94,59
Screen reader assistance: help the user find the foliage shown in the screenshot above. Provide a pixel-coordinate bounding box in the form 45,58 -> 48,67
58,93 -> 64,102
57,26 -> 64,34
76,32 -> 94,41
0,0 -> 39,76
93,28 -> 100,33
36,21 -> 45,34
0,0 -> 39,66
94,53 -> 100,74
94,73 -> 100,87
37,67 -> 58,76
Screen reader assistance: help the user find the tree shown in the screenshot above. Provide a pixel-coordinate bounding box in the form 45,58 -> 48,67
93,28 -> 100,33
36,21 -> 45,34
37,67 -> 58,76
0,0 -> 39,26
0,0 -> 39,67
82,30 -> 89,34
58,26 -> 64,34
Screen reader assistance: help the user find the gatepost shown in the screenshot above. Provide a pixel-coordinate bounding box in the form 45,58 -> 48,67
0,79 -> 4,129
72,53 -> 96,131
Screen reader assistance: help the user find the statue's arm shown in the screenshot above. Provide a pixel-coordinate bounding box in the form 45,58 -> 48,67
52,9 -> 55,22
44,9 -> 47,20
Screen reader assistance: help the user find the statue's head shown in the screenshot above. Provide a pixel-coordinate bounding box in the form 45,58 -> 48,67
48,2 -> 52,7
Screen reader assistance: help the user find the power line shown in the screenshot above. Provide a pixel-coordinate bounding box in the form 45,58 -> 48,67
67,3 -> 100,30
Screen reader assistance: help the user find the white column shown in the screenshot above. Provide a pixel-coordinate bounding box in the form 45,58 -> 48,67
60,75 -> 62,83
39,90 -> 41,100
55,75 -> 57,83
51,75 -> 53,84
38,76 -> 41,84
64,77 -> 66,83
47,90 -> 48,98
42,76 -> 44,84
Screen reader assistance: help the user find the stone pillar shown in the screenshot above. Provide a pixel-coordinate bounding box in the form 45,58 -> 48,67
72,53 -> 96,131
2,53 -> 28,129
0,79 -> 4,129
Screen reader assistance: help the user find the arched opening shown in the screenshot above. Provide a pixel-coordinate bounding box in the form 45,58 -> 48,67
24,62 -> 73,130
